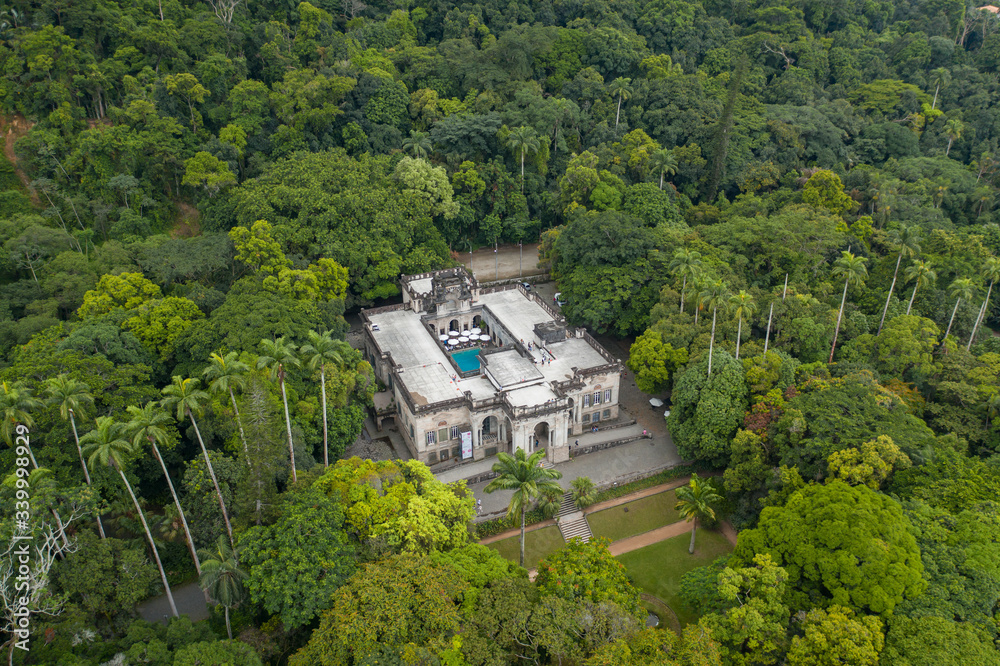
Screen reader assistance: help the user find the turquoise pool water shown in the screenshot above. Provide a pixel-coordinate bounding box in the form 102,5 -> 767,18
451,349 -> 482,372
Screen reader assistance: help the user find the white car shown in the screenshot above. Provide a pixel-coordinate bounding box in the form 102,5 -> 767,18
554,292 -> 566,307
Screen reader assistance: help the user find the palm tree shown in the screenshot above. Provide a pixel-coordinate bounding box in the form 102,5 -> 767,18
829,251 -> 868,364
609,77 -> 633,129
198,535 -> 247,640
44,375 -> 105,538
483,447 -> 563,567
0,380 -> 41,450
905,260 -> 936,315
203,351 -> 250,458
300,330 -> 350,467
969,256 -> 1000,350
650,149 -> 678,190
930,67 -> 950,110
570,476 -> 598,510
669,248 -> 703,315
82,416 -> 178,617
675,474 -> 722,554
257,337 -> 301,483
729,290 -> 757,360
505,126 -> 541,193
536,487 -> 564,519
2,380 -> 71,546
701,279 -> 730,377
126,402 -> 200,577
878,226 -> 922,334
161,375 -> 235,550
402,130 -> 432,159
943,277 -> 976,344
944,118 -> 965,157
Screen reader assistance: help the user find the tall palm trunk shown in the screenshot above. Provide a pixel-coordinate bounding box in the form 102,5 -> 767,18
659,172 -> 664,190
225,606 -> 232,640
187,408 -> 235,550
279,370 -> 297,483
829,277 -> 850,364
969,280 -> 995,350
320,368 -> 329,467
23,443 -> 70,548
520,152 -> 525,193
152,442 -> 200,576
708,307 -> 718,377
688,516 -> 697,554
615,94 -> 622,128
735,315 -> 743,360
764,302 -> 774,355
879,252 -> 903,334
519,505 -> 526,567
70,410 -> 105,539
907,282 -> 920,315
227,387 -> 249,460
116,462 -> 177,617
944,298 -> 962,341
679,276 -> 686,314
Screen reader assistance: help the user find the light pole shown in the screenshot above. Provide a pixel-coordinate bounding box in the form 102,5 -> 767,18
495,241 -> 498,280
519,241 -> 522,278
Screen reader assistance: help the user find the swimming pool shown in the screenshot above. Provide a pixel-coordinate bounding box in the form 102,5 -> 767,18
451,349 -> 482,372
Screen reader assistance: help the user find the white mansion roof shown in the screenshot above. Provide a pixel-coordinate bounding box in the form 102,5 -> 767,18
366,279 -> 614,411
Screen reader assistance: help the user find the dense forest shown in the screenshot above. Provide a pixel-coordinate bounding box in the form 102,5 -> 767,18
2,0 -> 1000,663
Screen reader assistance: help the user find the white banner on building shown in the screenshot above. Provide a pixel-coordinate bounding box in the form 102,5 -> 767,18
461,431 -> 473,459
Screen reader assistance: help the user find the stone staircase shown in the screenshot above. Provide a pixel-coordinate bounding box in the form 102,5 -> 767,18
540,458 -> 555,470
555,491 -> 593,543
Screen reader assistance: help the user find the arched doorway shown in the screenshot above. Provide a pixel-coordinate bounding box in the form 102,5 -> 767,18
482,415 -> 499,440
533,422 -> 550,452
449,319 -> 459,332
503,417 -> 513,453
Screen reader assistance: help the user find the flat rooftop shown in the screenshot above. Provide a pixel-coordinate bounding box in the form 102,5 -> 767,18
367,282 -> 615,410
368,309 -> 463,405
407,276 -> 433,295
484,350 -> 544,389
506,384 -> 559,407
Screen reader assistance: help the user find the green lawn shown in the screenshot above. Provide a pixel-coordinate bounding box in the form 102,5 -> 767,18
587,491 -> 681,542
485,526 -> 565,569
617,530 -> 733,626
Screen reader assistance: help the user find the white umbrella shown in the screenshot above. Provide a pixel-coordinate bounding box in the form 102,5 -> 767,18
481,335 -> 491,341
471,327 -> 481,334
449,331 -> 460,336
448,338 -> 459,345
439,335 -> 449,341
649,398 -> 664,408
459,336 -> 469,342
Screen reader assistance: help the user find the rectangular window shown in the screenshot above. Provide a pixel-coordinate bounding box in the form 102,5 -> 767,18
603,409 -> 611,418
426,431 -> 436,445
605,389 -> 612,403
593,412 -> 601,422
582,413 -> 591,423
438,428 -> 449,443
584,394 -> 591,408
409,424 -> 414,438
440,448 -> 450,461
593,391 -> 601,405
450,426 -> 460,440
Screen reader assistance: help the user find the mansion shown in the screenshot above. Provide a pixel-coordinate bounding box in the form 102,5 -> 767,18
361,267 -> 623,467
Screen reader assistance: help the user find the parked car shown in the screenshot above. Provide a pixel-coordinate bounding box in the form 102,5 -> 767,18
554,292 -> 566,307
521,282 -> 532,291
